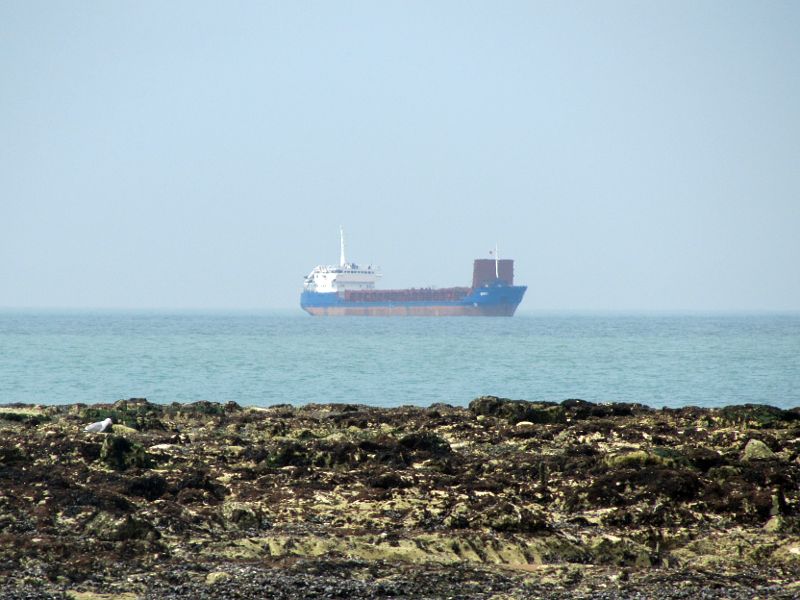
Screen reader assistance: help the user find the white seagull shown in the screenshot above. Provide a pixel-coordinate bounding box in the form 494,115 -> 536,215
84,417 -> 113,433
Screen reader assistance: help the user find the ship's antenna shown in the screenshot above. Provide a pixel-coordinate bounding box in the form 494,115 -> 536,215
339,226 -> 346,267
495,242 -> 499,279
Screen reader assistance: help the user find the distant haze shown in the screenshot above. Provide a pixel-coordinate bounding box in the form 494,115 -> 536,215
2,2 -> 799,311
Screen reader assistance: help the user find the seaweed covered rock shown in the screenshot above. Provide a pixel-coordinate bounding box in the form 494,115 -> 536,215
99,434 -> 151,470
469,395 -> 566,424
717,404 -> 800,428
398,431 -> 451,456
220,501 -> 268,530
87,511 -> 159,541
125,474 -> 168,500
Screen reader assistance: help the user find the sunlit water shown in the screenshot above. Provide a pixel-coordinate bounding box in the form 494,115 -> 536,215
0,311 -> 798,409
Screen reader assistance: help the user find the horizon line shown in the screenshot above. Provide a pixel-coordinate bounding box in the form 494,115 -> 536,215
1,306 -> 799,315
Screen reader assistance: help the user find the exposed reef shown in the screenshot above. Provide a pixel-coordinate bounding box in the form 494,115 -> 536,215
1,397 -> 799,599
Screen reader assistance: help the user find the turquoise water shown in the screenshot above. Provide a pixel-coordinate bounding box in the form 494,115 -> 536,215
0,311 -> 798,409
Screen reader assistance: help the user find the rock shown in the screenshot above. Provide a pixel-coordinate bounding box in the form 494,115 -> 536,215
684,446 -> 726,471
589,535 -> 652,567
175,470 -> 229,501
603,448 -> 684,469
742,438 -> 775,461
469,396 -> 565,424
225,445 -> 246,458
148,442 -> 181,453
605,450 -> 662,468
444,502 -> 471,529
368,472 -> 412,489
719,404 -> 799,428
87,511 -> 158,541
479,502 -> 548,533
206,571 -> 232,586
110,423 -> 139,435
0,446 -> 24,464
267,440 -> 310,467
398,432 -> 451,456
764,515 -> 786,533
187,400 -> 229,415
221,501 -> 265,530
0,410 -> 47,425
125,474 -> 168,500
67,592 -> 138,600
99,434 -> 151,470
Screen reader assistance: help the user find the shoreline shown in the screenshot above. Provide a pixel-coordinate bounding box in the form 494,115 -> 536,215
1,397 -> 799,598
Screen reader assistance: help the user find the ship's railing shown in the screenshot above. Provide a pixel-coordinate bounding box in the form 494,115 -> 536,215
344,287 -> 472,302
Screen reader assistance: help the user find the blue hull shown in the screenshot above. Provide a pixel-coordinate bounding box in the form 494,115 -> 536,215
300,284 -> 527,317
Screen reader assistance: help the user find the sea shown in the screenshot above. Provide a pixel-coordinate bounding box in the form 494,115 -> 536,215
0,310 -> 798,410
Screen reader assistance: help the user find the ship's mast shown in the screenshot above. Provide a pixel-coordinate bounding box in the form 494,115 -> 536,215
339,226 -> 346,267
495,242 -> 499,279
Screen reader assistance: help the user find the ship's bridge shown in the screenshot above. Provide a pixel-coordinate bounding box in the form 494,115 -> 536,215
303,228 -> 382,294
304,263 -> 380,294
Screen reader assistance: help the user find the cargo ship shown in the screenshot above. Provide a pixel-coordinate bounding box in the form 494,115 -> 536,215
300,230 -> 527,316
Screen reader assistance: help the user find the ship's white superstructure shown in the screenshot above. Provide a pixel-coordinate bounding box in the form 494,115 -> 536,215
303,228 -> 381,294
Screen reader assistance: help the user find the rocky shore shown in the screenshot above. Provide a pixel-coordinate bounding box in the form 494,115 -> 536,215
1,397 -> 799,599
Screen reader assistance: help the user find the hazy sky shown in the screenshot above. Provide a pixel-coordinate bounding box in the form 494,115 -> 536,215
2,1 -> 799,310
